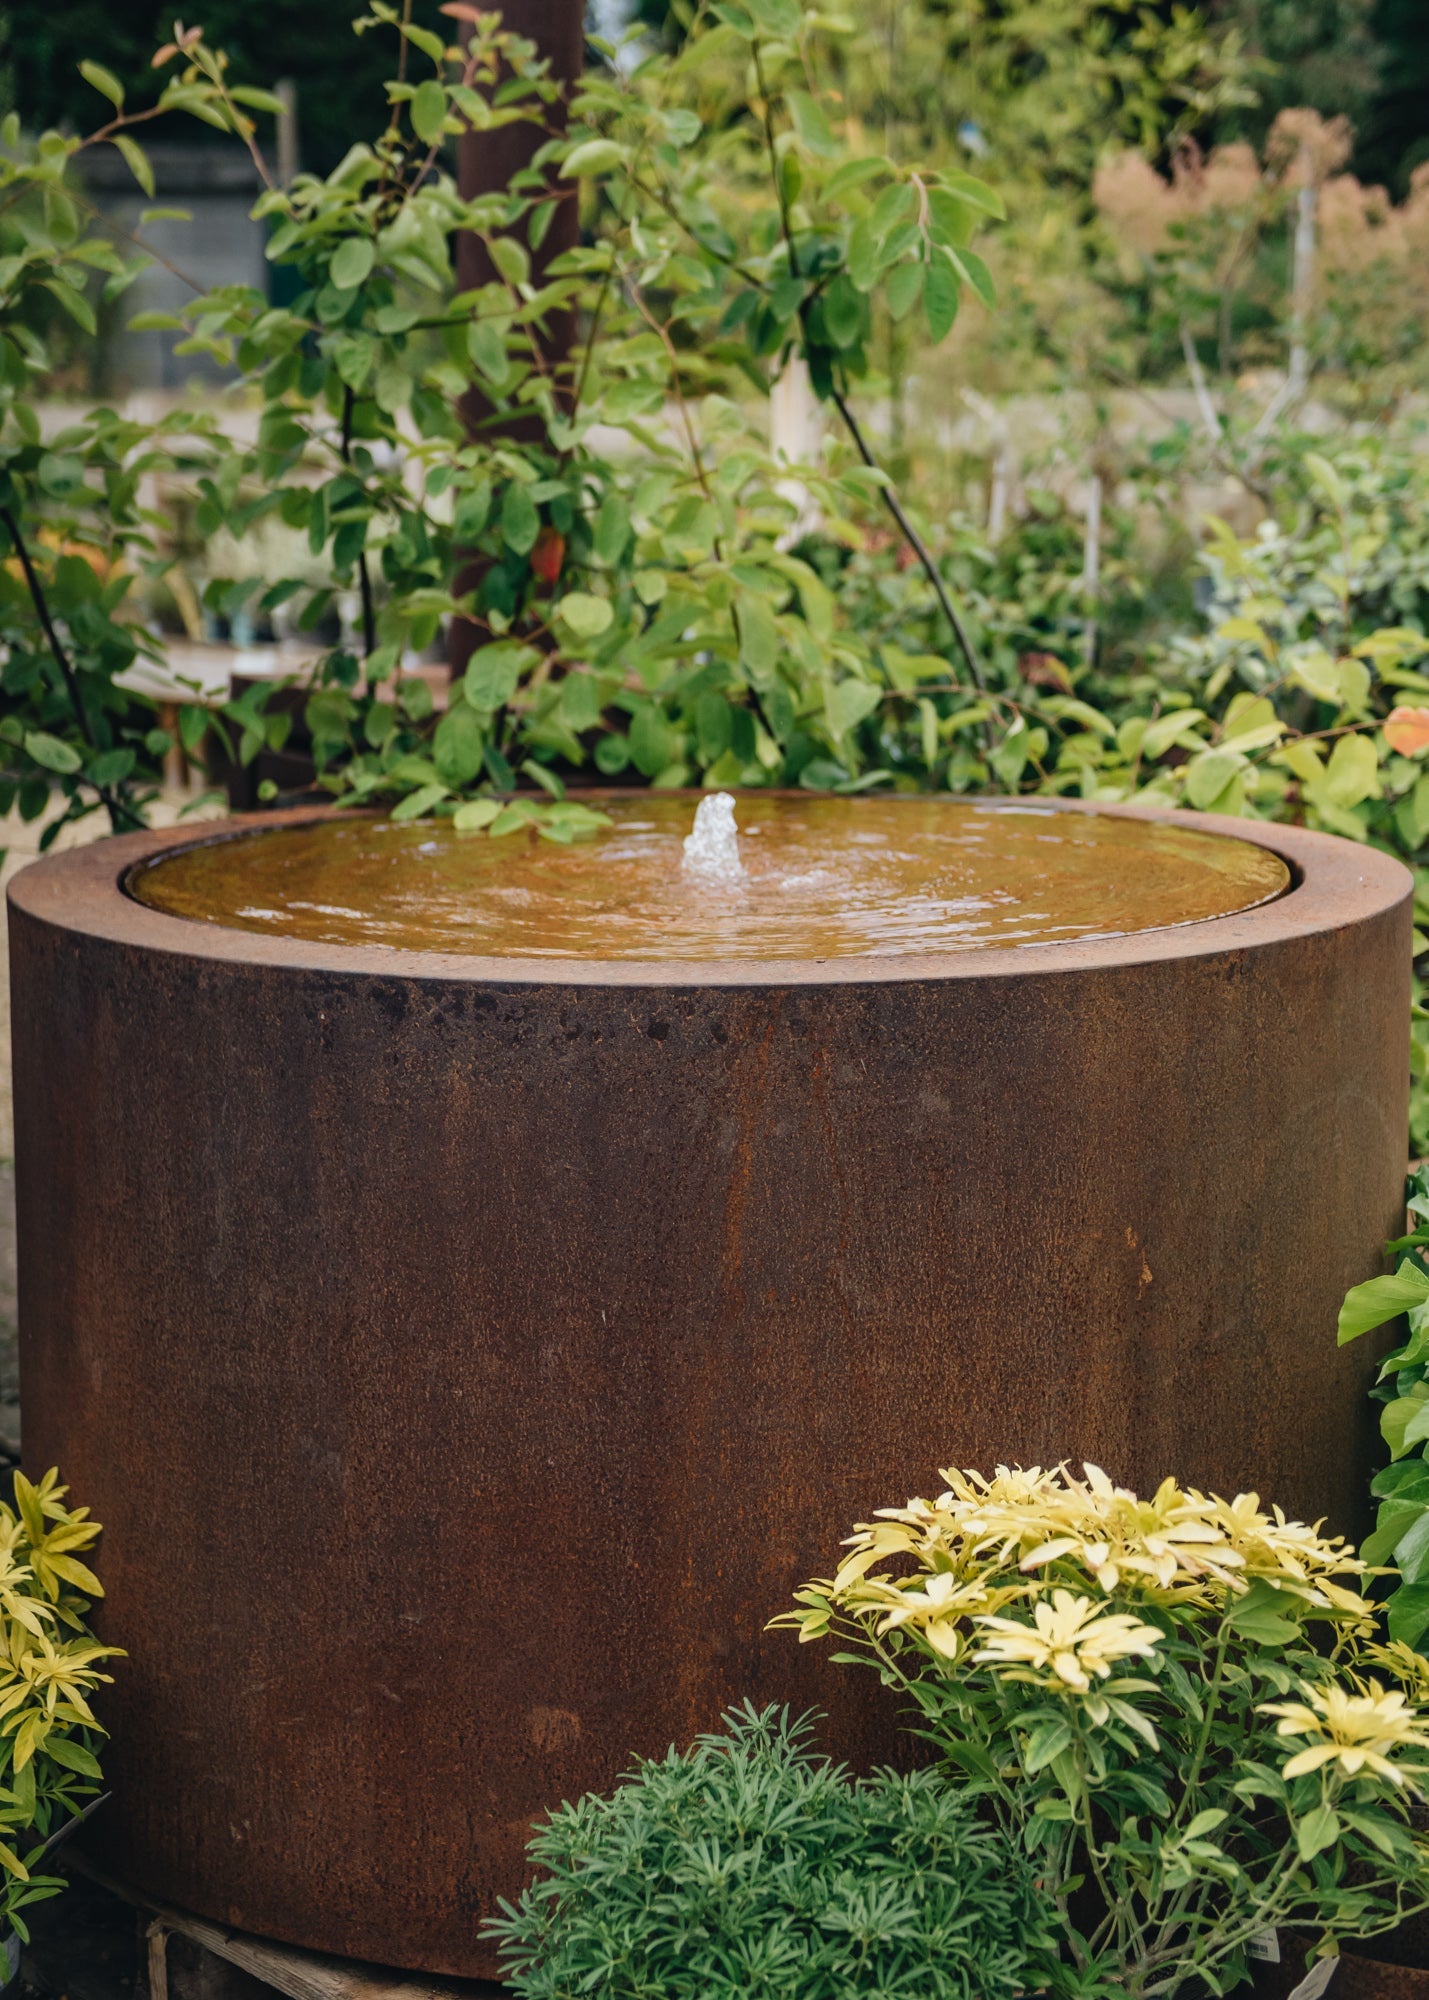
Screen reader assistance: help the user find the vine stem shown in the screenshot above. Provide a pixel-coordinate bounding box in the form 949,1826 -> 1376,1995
0,504 -> 144,831
828,387 -> 985,692
750,36 -> 985,696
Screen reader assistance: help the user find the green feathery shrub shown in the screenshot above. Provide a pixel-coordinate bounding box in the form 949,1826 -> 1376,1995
484,1701 -> 1050,2000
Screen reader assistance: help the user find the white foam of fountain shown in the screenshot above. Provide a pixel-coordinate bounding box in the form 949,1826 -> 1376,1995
682,792 -> 745,885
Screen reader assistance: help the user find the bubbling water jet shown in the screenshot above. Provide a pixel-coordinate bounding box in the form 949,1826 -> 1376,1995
681,792 -> 745,885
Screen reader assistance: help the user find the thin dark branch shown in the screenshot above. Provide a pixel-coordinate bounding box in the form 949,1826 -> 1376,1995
0,504 -> 145,831
829,394 -> 985,693
752,43 -> 797,280
750,35 -> 983,695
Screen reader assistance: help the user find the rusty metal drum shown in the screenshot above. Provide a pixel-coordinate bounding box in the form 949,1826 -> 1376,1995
7,799 -> 1411,1976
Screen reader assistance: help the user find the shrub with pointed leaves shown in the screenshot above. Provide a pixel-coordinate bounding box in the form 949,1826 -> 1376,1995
779,1462 -> 1429,2000
483,1700 -> 1053,2000
0,1468 -> 120,1943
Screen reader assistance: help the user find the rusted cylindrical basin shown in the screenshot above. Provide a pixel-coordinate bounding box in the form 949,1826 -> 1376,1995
8,797 -> 1410,1977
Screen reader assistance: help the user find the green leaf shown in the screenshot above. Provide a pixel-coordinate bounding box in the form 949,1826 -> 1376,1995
330,238 -> 375,291
561,139 -> 625,179
1222,1578 -> 1302,1646
744,0 -> 802,34
79,61 -> 124,110
1022,1719 -> 1072,1774
823,274 -> 863,348
41,1736 -> 101,1777
1384,1391 -> 1429,1460
935,169 -> 1006,219
389,782 -> 449,822
463,641 -> 537,711
36,453 -> 83,495
500,481 -> 540,556
946,246 -> 996,310
468,320 -> 510,387
1339,1263 -> 1429,1344
1185,749 -> 1246,811
40,280 -> 95,335
885,259 -> 925,321
1387,1581 -> 1429,1650
593,493 -> 630,567
453,798 -> 502,832
229,85 -> 288,115
113,134 -> 154,198
785,89 -> 836,156
1393,1506 -> 1429,1585
557,591 -> 614,639
432,705 -> 486,788
1295,1805 -> 1341,1863
924,252 -> 960,342
1321,732 -> 1380,809
1304,453 -> 1347,509
489,237 -> 529,288
821,156 -> 888,204
411,80 -> 449,146
826,677 -> 881,738
24,732 -> 81,775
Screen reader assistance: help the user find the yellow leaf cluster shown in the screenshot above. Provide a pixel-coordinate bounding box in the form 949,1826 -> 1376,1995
782,1461 -> 1371,1676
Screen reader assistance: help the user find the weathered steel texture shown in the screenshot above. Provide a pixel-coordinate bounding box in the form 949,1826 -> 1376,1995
8,801 -> 1411,1978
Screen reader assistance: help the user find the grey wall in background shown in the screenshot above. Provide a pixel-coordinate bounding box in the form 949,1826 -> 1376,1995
81,142 -> 268,392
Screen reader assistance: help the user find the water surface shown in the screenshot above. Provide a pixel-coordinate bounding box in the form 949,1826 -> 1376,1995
128,797 -> 1291,961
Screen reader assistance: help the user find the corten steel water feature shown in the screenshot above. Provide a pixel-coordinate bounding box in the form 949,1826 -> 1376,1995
8,796 -> 1411,1977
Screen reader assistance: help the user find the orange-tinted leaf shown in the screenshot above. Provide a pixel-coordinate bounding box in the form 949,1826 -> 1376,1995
530,525 -> 565,586
1385,706 -> 1429,757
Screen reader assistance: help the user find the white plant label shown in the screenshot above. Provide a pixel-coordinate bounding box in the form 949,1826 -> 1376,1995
1287,1955 -> 1340,2000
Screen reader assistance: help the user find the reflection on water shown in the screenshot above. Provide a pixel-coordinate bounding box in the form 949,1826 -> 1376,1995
128,795 -> 1291,962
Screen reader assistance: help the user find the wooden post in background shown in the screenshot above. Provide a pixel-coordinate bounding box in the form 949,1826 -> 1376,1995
450,0 -> 586,680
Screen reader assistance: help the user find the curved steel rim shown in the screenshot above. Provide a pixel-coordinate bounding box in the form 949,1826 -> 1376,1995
6,795 -> 1411,990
